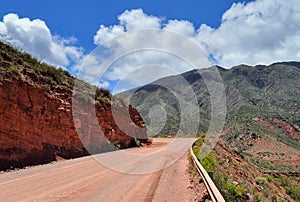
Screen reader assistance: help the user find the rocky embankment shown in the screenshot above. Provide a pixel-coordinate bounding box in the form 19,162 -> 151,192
0,41 -> 147,171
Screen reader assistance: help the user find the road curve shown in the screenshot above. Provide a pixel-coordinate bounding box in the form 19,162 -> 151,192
0,138 -> 196,201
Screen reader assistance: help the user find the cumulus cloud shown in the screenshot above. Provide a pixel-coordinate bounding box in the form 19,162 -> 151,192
197,0 -> 300,67
77,0 -> 300,91
0,13 -> 83,67
88,9 -> 211,91
104,51 -> 192,84
118,9 -> 161,31
82,28 -> 211,91
72,53 -> 107,85
94,9 -> 162,46
164,20 -> 195,36
1,0 -> 299,90
94,25 -> 124,45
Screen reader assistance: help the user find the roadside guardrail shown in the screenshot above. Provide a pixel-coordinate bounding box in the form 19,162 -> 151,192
190,146 -> 225,202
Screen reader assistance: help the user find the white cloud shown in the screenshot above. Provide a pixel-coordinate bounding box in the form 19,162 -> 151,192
94,25 -> 124,45
79,1 -> 300,91
164,20 -> 195,36
197,0 -> 300,67
87,9 -> 211,91
93,9 -> 162,46
1,0 -> 299,89
104,51 -> 192,84
118,9 -> 161,31
73,54 -> 107,85
0,13 -> 83,67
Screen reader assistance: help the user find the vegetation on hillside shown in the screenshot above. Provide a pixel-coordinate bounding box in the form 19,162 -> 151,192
119,63 -> 300,138
0,41 -> 113,106
119,62 -> 300,198
192,136 -> 300,201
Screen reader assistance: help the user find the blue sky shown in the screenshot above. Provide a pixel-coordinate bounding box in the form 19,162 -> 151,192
0,0 -> 252,51
0,0 -> 300,92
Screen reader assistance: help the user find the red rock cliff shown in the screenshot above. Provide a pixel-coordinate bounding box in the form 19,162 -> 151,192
0,42 -> 147,171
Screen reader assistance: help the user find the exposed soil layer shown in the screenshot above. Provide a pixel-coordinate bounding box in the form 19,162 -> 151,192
0,41 -> 147,171
0,79 -> 147,171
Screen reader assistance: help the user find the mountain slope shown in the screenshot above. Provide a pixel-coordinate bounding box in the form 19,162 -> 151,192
119,62 -> 299,135
0,41 -> 147,171
119,62 -> 300,172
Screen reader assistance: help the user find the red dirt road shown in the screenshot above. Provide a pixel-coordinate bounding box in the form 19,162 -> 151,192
0,138 -> 199,201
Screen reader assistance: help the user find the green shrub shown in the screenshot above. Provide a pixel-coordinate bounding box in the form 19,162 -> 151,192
135,138 -> 140,146
268,176 -> 300,201
114,143 -> 121,149
129,138 -> 140,147
117,141 -> 128,149
95,88 -> 112,107
255,176 -> 268,186
8,65 -> 22,79
194,138 -> 205,146
200,154 -> 217,172
226,182 -> 247,200
284,185 -> 300,201
192,146 -> 201,159
254,194 -> 264,202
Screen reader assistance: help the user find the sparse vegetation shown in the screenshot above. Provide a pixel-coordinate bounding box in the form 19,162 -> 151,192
129,138 -> 141,147
7,65 -> 22,79
124,61 -> 300,200
255,176 -> 268,186
0,41 -> 146,159
226,182 -> 247,201
192,136 -> 299,201
0,41 -> 73,93
0,41 -> 115,108
268,175 -> 300,201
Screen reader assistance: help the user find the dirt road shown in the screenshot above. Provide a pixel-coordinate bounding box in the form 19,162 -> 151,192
0,138 -> 198,201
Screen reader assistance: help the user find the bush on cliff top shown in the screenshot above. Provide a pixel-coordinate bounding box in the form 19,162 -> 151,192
0,41 -> 113,106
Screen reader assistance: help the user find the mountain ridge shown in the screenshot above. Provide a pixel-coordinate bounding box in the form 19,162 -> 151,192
118,61 -> 300,172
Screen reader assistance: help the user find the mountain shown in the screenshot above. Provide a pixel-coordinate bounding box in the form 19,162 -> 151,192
0,41 -> 147,171
119,62 -> 300,173
120,63 -> 300,134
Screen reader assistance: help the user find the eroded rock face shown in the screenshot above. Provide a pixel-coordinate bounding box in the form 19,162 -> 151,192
0,79 -> 147,171
270,118 -> 300,141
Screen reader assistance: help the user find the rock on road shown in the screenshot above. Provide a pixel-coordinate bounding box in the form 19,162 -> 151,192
0,138 -> 199,201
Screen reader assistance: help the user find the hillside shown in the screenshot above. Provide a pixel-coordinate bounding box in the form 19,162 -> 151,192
119,62 -> 300,200
119,62 -> 299,137
192,137 -> 300,201
119,61 -> 300,146
0,41 -> 147,171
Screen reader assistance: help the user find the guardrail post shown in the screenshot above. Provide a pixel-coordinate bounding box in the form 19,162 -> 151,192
208,172 -> 213,180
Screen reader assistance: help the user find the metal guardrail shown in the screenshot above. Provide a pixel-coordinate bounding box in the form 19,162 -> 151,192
190,146 -> 225,202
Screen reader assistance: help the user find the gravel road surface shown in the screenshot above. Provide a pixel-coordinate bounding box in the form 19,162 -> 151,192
0,138 -> 200,201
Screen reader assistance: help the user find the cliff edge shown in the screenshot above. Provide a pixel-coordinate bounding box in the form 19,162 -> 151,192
0,41 -> 147,171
